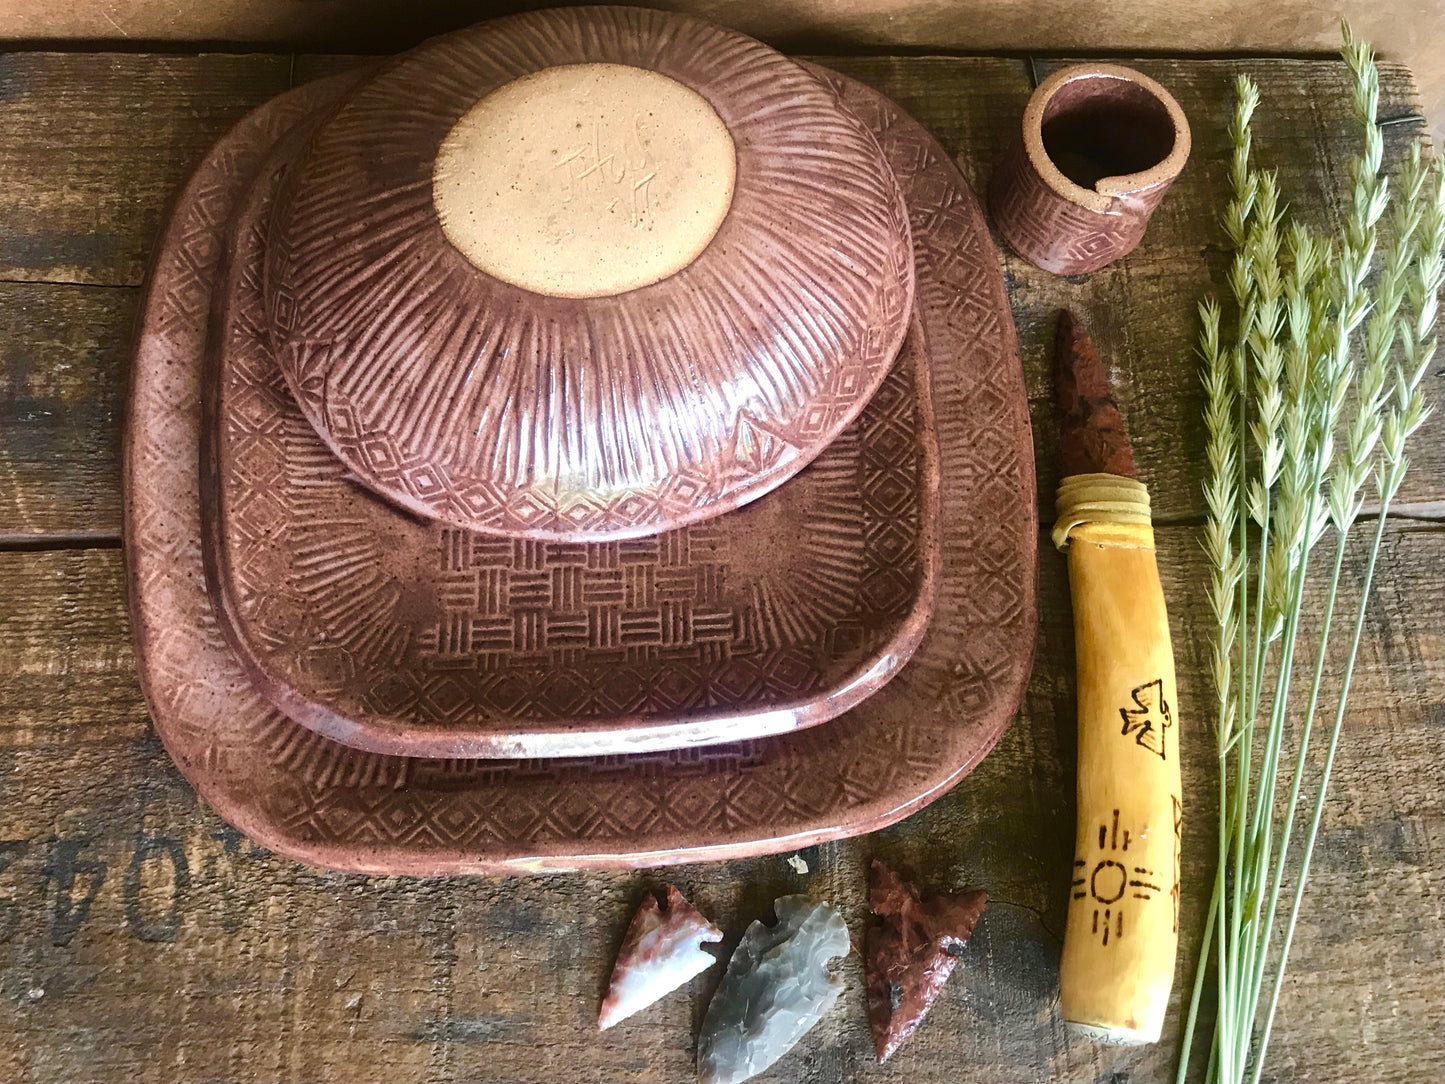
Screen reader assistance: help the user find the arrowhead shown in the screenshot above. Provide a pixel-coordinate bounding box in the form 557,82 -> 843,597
865,859 -> 988,1062
598,885 -> 723,1030
1053,309 -> 1137,478
697,896 -> 849,1084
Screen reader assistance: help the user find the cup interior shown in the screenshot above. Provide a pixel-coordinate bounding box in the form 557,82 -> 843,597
1040,77 -> 1177,190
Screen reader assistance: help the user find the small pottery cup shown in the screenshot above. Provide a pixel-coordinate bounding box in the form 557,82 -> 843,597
989,63 -> 1191,274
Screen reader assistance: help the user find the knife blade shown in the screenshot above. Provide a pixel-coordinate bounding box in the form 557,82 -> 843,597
1053,310 -> 1182,1046
1055,308 -> 1137,478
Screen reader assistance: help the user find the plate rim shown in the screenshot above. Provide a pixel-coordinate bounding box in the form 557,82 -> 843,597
124,63 -> 1037,874
198,101 -> 940,758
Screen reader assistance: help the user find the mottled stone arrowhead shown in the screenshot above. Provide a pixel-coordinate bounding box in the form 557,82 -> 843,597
865,859 -> 988,1062
598,885 -> 723,1030
697,895 -> 850,1084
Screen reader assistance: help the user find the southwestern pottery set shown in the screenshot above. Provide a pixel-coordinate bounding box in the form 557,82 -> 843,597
123,5 -> 1195,873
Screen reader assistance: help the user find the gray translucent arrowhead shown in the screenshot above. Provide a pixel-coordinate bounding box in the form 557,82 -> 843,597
697,895 -> 850,1084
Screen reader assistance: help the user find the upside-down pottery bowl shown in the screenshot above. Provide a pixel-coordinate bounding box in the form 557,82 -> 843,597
263,5 -> 916,540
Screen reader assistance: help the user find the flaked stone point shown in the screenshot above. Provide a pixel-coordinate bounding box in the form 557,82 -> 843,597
433,62 -> 737,299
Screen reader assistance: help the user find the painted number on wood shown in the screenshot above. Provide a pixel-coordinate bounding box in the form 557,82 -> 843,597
3,829 -> 267,946
124,834 -> 190,942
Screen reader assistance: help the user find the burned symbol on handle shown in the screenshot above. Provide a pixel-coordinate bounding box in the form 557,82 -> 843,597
1120,678 -> 1172,760
1073,810 -> 1161,946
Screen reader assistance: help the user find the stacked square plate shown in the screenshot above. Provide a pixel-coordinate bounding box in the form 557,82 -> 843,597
125,7 -> 1037,873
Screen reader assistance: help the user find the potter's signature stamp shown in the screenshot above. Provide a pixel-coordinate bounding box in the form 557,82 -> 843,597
554,115 -> 659,229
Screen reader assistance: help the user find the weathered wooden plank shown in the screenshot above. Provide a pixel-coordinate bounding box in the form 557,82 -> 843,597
0,53 -> 292,286
0,523 -> 1439,1082
290,52 -> 370,85
0,53 -> 1439,540
0,282 -> 134,539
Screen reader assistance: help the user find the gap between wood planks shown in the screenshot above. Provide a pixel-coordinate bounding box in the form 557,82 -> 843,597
0,531 -> 123,551
0,277 -> 135,288
1149,502 -> 1445,527
4,509 -> 1440,555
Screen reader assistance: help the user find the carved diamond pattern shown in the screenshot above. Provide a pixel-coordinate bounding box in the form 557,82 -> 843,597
205,124 -> 935,755
125,62 -> 1035,873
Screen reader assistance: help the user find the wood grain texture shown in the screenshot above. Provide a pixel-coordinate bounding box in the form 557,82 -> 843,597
1,0 -> 1440,152
0,53 -> 1440,540
0,523 -> 1439,1082
0,48 -> 1441,1083
0,53 -> 292,286
0,283 -> 133,539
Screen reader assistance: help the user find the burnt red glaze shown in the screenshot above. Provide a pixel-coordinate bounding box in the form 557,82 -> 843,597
1054,309 -> 1136,478
266,6 -> 914,541
988,64 -> 1190,275
201,111 -> 938,757
123,65 -> 1036,875
865,859 -> 989,1062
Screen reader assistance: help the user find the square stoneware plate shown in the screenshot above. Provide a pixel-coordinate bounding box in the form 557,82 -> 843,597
124,63 -> 1037,873
198,93 -> 940,758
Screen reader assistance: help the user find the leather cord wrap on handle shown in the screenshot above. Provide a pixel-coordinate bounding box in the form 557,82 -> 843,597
1054,471 -> 1181,1045
1052,472 -> 1154,551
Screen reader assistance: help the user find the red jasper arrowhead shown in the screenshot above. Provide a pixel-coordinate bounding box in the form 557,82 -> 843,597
865,859 -> 989,1062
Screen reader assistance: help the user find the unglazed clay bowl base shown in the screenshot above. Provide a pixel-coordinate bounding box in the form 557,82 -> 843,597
433,61 -> 737,299
266,7 -> 915,542
201,97 -> 938,758
124,65 -> 1036,874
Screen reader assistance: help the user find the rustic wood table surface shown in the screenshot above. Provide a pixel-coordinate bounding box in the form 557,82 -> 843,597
0,50 -> 1441,1084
